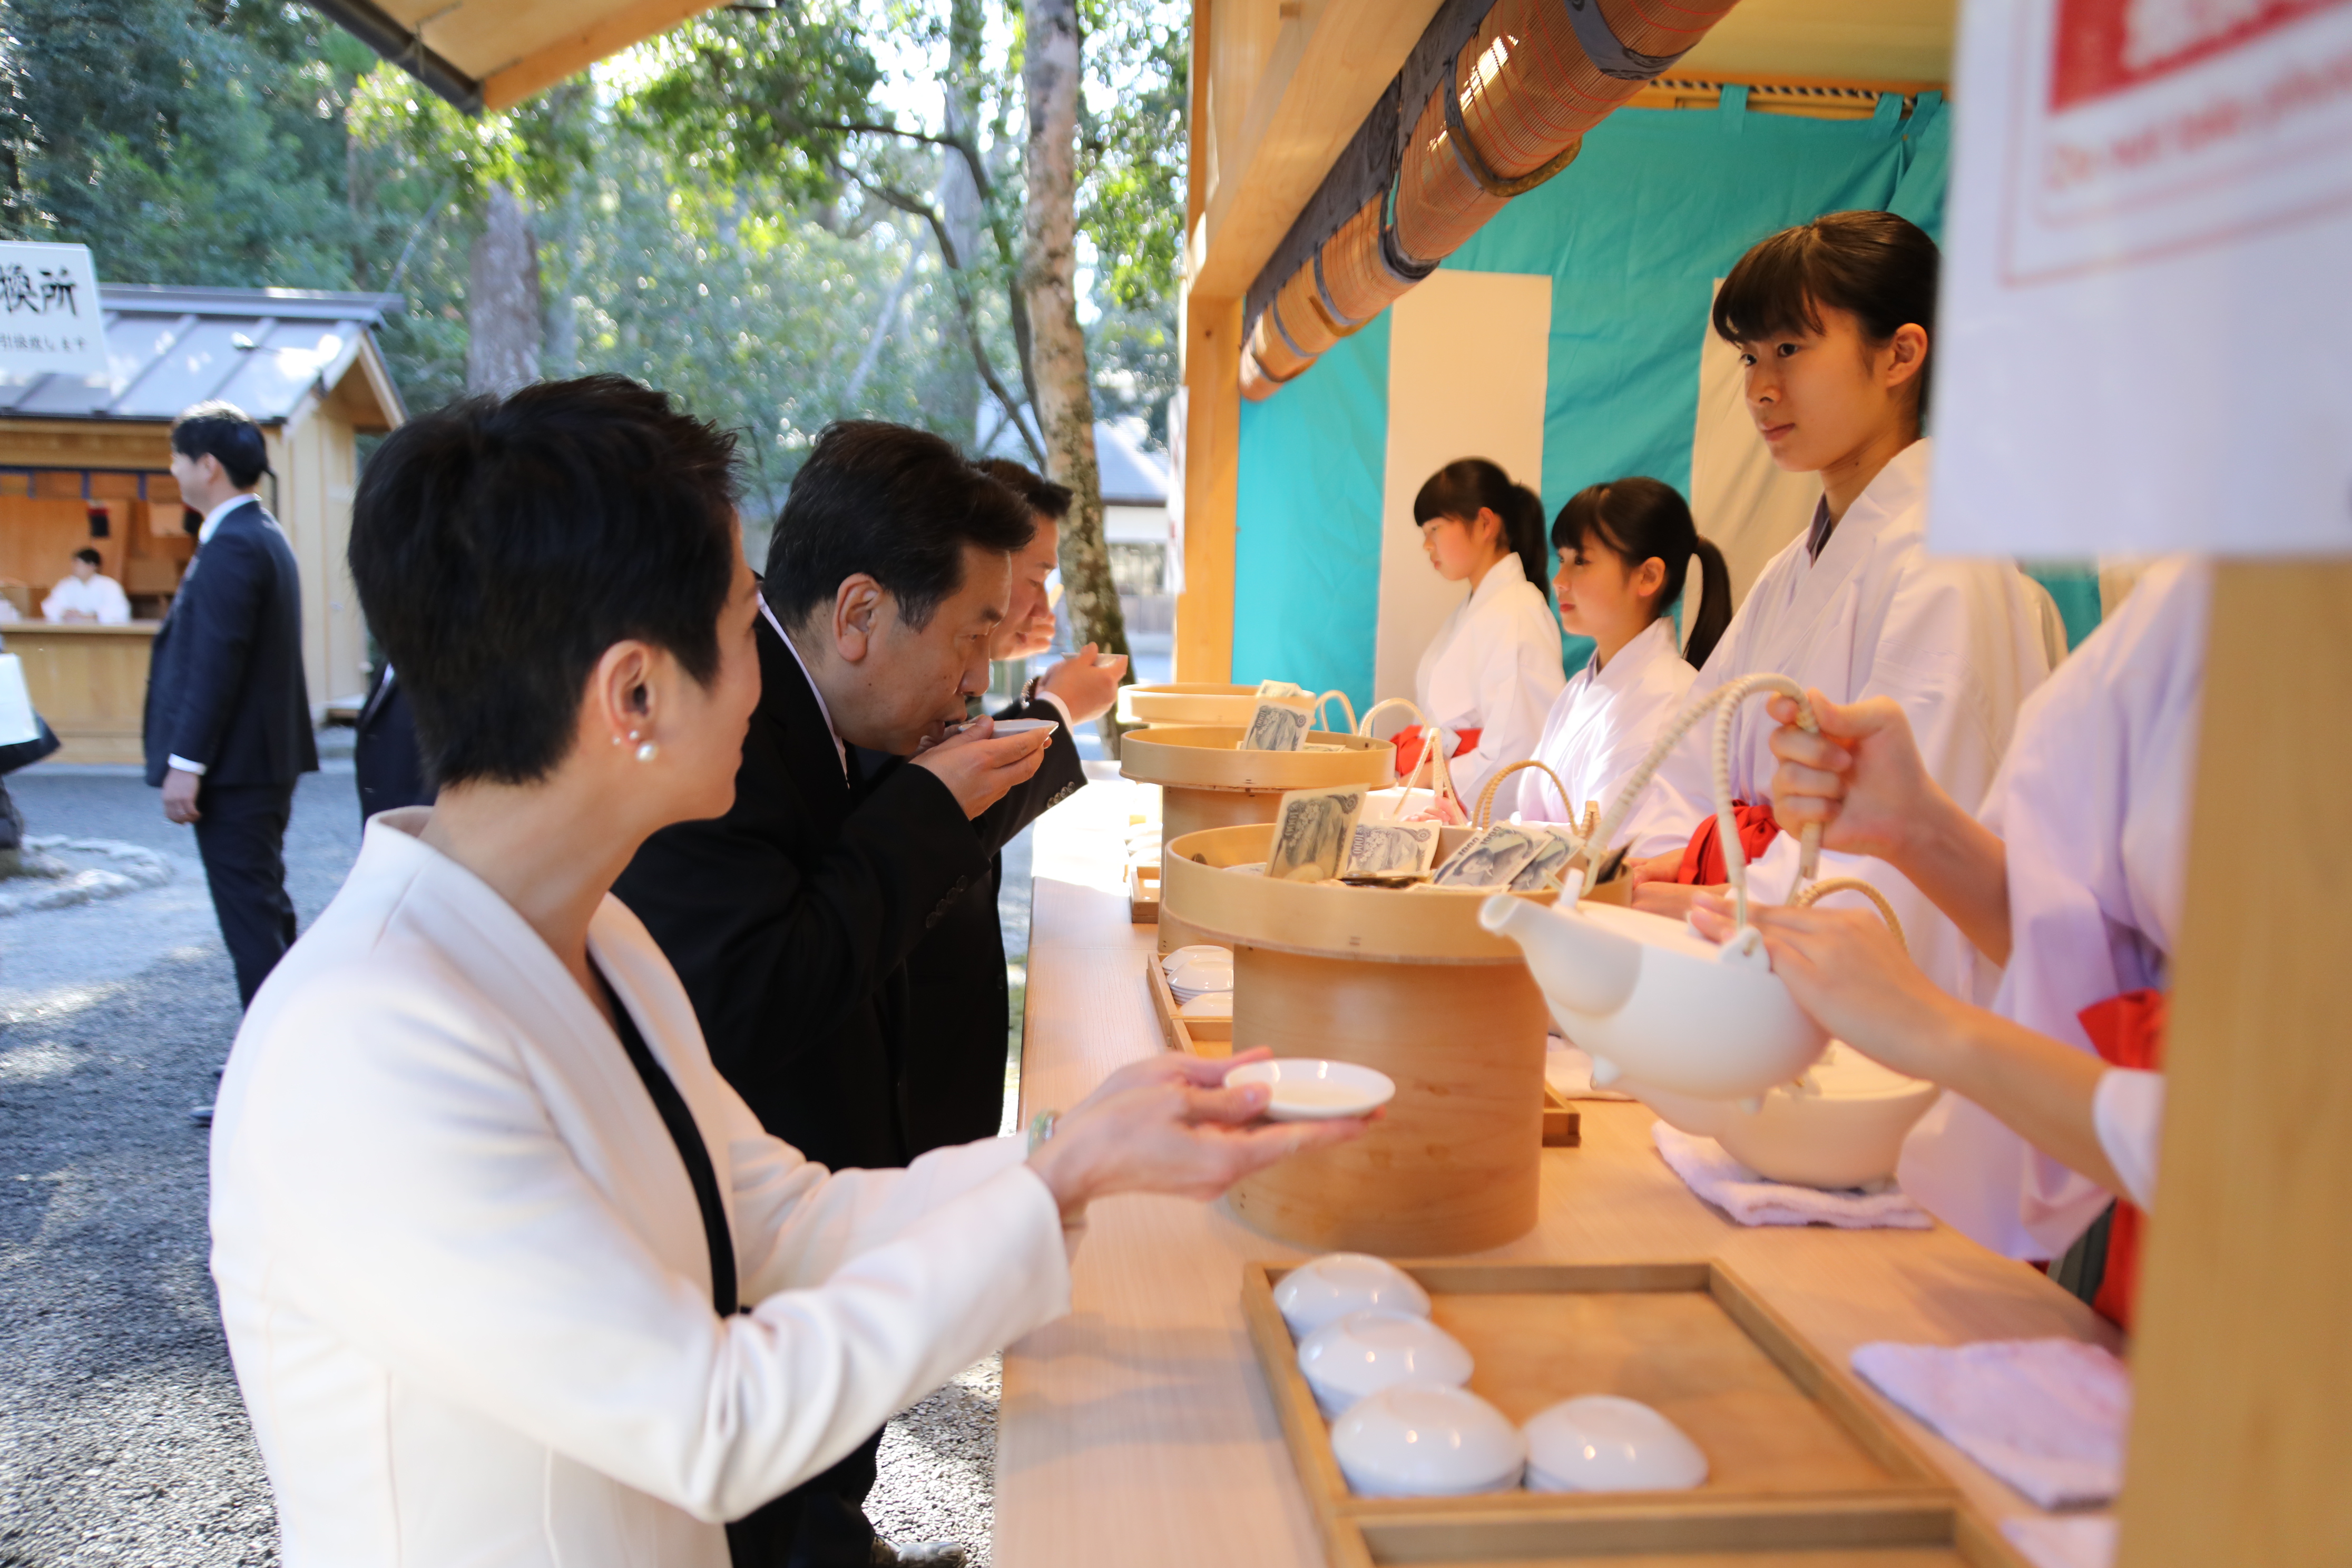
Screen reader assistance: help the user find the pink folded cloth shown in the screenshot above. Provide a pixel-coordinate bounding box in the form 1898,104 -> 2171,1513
1849,1339 -> 2131,1508
1651,1122 -> 1933,1230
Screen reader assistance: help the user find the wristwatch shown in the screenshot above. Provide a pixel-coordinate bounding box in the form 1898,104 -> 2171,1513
1022,672 -> 1045,705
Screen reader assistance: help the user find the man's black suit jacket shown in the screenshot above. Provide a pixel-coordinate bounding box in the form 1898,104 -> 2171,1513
613,611 -> 991,1172
893,692 -> 1087,1153
355,664 -> 434,821
143,498 -> 318,787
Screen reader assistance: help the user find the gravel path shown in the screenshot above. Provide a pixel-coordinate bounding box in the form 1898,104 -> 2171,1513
0,759 -> 1022,1565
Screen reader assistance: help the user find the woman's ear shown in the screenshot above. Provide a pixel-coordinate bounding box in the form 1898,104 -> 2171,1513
1883,323 -> 1930,393
1635,555 -> 1669,599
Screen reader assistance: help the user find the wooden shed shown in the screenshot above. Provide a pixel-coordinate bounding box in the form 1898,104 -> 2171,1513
0,284 -> 404,761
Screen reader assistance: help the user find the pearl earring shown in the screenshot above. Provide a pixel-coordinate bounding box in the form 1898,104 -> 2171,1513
628,730 -> 657,763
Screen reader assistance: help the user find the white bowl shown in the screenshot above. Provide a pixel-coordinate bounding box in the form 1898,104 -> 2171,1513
1625,1042 -> 1942,1190
988,717 -> 1060,735
1178,993 -> 1232,1021
1163,944 -> 1233,973
1224,1059 -> 1396,1121
1273,1254 -> 1432,1338
1298,1310 -> 1473,1418
1523,1395 -> 1708,1492
1331,1385 -> 1526,1497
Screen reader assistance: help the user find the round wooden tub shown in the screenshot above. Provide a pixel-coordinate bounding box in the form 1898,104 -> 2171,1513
1119,726 -> 1395,953
1116,682 -> 1261,727
1162,822 -> 1552,1256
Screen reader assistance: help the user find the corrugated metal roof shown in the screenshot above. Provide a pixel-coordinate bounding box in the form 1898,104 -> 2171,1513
0,283 -> 404,426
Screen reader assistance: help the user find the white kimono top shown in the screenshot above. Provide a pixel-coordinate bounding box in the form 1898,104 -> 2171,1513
1518,614 -> 1696,829
41,571 -> 131,623
1619,439 -> 2055,1001
1897,557 -> 2205,1257
1412,552 -> 1567,818
210,812 -> 1073,1567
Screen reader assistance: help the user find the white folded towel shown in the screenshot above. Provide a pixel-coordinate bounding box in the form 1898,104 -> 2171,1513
1849,1339 -> 2131,1510
1544,1039 -> 1634,1100
2002,1516 -> 2118,1568
1651,1123 -> 1932,1230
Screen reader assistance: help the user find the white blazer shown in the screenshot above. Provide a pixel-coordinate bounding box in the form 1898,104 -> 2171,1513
1619,440 -> 2054,1001
1412,553 -> 1568,817
1897,557 -> 2203,1258
1518,615 -> 1696,829
209,811 -> 1073,1567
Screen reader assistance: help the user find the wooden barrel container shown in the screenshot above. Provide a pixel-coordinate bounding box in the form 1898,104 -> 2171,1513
1116,683 -> 1261,727
1119,727 -> 1395,954
1162,822 -> 1551,1256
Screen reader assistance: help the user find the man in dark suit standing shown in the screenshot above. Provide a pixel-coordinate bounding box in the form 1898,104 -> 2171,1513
894,459 -> 1123,1153
146,402 -> 317,1013
353,661 -> 433,824
614,422 -> 1051,1568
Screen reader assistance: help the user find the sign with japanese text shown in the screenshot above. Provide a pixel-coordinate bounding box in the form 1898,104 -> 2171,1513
1933,0 -> 2352,555
0,242 -> 107,380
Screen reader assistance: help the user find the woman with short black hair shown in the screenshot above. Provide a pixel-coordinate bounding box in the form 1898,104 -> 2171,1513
208,375 -> 1366,1567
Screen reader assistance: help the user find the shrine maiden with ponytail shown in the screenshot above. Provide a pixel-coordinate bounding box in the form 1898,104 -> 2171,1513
1404,459 -> 1566,818
1694,557 -> 2208,1331
1618,211 -> 2052,1004
1518,478 -> 1728,829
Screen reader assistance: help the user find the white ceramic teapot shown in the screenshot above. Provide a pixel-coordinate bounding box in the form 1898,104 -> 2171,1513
1478,674 -> 1903,1103
1621,1043 -> 1941,1189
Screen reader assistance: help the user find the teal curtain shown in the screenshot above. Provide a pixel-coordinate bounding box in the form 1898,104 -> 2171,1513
1231,94 -> 1955,699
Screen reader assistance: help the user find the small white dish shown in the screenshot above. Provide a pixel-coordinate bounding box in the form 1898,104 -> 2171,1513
1297,1310 -> 1473,1418
1224,1059 -> 1396,1121
988,717 -> 1060,735
1522,1395 -> 1708,1493
1162,945 -> 1233,972
1178,993 -> 1232,1021
1331,1385 -> 1526,1497
1273,1254 -> 1432,1338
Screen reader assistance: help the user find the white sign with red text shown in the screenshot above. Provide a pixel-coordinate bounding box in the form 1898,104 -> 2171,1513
0,242 -> 106,380
1933,0 -> 2352,556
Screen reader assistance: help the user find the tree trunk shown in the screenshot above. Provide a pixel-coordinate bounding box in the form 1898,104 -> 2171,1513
935,0 -> 985,445
466,183 -> 542,397
1022,0 -> 1130,742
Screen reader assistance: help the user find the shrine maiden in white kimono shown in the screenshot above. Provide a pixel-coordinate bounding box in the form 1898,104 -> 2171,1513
210,810 -> 1073,1567
1620,439 -> 2054,1000
1518,614 -> 1696,828
1413,552 -> 1566,817
1896,557 -> 2203,1257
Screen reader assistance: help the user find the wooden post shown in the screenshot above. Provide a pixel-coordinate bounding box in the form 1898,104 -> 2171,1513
2116,560 -> 2352,1567
1177,293 -> 1241,684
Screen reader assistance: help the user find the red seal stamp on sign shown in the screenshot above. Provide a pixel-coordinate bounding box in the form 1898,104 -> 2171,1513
1999,0 -> 2352,280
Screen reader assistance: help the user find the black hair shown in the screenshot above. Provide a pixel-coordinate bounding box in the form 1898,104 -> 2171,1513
1551,477 -> 1732,670
170,400 -> 271,489
1412,458 -> 1549,596
766,421 -> 1036,631
347,374 -> 741,788
974,456 -> 1074,523
72,547 -> 101,567
1711,210 -> 1940,420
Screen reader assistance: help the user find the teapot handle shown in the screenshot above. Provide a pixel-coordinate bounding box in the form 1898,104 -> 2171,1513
1790,876 -> 1908,952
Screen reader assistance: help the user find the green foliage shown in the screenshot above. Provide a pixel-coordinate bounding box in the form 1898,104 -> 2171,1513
1077,0 -> 1184,316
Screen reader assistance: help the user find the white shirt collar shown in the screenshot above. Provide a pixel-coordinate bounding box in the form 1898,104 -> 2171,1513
760,596 -> 847,779
1589,614 -> 1678,692
198,493 -> 258,545
1467,551 -> 1530,610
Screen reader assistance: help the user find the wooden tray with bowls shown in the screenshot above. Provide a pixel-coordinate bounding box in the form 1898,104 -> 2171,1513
1243,1260 -> 2030,1568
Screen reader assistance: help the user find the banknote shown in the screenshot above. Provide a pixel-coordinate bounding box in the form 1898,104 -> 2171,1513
1429,822 -> 1544,889
1265,783 -> 1368,883
1256,679 -> 1309,698
1238,690 -> 1315,751
1510,827 -> 1579,891
1343,820 -> 1440,882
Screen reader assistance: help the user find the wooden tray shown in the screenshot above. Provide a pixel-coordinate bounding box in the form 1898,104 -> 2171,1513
1243,1260 -> 2031,1568
1118,681 -> 1261,727
1130,860 -> 1161,923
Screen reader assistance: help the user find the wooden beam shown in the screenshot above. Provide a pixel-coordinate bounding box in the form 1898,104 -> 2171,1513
1191,0 -> 1444,300
479,0 -> 730,112
1175,294 -> 1242,683
0,420 -> 176,470
2118,560 -> 2352,1568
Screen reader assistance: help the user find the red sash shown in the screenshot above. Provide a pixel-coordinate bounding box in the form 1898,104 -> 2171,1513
1673,802 -> 1784,885
2077,988 -> 2167,1333
1390,723 -> 1482,781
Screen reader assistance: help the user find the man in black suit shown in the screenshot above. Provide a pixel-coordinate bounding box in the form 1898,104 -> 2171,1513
147,401 -> 317,1012
613,421 -> 1051,1568
895,459 -> 1123,1153
353,662 -> 434,823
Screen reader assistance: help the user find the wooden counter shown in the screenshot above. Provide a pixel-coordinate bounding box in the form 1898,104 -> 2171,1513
4,620 -> 158,765
996,775 -> 2118,1565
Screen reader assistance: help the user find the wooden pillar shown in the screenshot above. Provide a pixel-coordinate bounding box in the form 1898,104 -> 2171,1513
2117,560 -> 2352,1567
1176,293 -> 1241,684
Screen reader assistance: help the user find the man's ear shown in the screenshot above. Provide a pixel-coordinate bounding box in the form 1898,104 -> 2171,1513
832,574 -> 885,664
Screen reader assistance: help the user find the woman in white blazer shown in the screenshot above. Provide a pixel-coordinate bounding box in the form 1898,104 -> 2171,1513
1520,477 -> 1729,829
1618,213 -> 2053,1003
1405,459 -> 1566,818
208,376 -> 1368,1568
